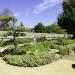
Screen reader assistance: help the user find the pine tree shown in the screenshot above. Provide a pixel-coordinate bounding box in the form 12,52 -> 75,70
58,0 -> 75,38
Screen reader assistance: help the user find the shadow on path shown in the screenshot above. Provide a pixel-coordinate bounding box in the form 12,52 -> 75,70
72,64 -> 75,69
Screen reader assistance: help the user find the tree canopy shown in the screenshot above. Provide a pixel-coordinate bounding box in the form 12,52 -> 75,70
0,8 -> 16,31
58,0 -> 75,38
46,24 -> 65,34
34,23 -> 46,33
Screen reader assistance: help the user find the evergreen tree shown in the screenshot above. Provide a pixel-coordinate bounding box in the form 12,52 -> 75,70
58,0 -> 75,38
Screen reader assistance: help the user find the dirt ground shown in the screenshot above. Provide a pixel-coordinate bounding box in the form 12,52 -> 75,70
0,58 -> 75,75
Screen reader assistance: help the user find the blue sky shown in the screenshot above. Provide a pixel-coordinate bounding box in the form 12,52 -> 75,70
0,0 -> 63,28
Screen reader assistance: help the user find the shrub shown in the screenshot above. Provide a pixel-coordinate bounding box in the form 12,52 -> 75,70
17,43 -> 49,54
36,37 -> 47,42
16,38 -> 33,44
0,48 -> 26,57
0,39 -> 13,47
51,44 -> 74,55
55,38 -> 75,45
3,53 -> 55,67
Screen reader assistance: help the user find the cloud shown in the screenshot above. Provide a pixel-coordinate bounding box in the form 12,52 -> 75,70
33,0 -> 63,14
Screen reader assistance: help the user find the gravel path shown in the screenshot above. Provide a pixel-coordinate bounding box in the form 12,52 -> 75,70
0,58 -> 75,75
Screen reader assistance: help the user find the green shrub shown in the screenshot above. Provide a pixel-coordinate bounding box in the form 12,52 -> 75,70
55,38 -> 75,45
36,37 -> 47,42
17,43 -> 49,54
0,48 -> 26,57
0,39 -> 13,47
51,45 -> 74,55
16,38 -> 33,44
3,53 -> 55,67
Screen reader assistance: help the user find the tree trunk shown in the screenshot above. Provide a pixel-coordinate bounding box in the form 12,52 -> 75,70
13,31 -> 17,50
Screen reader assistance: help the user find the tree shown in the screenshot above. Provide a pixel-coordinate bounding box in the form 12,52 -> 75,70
34,23 -> 46,33
10,17 -> 17,50
7,18 -> 26,50
58,0 -> 75,38
0,8 -> 13,31
46,24 -> 65,33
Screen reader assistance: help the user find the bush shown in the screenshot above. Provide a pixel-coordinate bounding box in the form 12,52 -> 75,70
1,41 -> 58,67
3,53 -> 55,67
0,39 -> 13,47
0,48 -> 26,57
36,37 -> 47,42
55,38 -> 75,45
17,42 -> 49,54
51,44 -> 75,55
16,38 -> 33,44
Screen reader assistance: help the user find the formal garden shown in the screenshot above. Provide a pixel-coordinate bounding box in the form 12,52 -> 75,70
0,30 -> 75,67
0,0 -> 75,71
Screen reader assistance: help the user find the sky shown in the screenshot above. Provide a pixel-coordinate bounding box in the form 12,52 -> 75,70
0,0 -> 63,28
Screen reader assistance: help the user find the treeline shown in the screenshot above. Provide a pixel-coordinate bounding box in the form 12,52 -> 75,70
0,8 -> 65,34
33,23 -> 65,33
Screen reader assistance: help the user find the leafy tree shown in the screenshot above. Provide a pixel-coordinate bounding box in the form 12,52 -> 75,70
46,24 -> 65,33
10,17 -> 17,50
0,8 -> 13,31
58,0 -> 75,38
34,23 -> 46,33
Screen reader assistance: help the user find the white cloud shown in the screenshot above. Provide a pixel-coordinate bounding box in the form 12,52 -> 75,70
33,0 -> 63,14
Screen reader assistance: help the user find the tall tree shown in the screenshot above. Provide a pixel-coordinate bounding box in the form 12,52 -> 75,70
58,0 -> 75,38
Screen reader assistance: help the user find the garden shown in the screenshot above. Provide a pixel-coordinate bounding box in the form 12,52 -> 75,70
0,34 -> 75,67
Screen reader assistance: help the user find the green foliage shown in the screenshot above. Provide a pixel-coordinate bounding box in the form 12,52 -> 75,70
3,53 -> 55,67
16,38 -> 33,44
0,48 -> 26,57
0,8 -> 13,31
0,38 -> 33,47
0,40 -> 13,47
1,32 -> 8,37
58,0 -> 75,38
46,24 -> 65,33
0,16 -> 17,31
7,26 -> 25,32
1,38 -> 75,67
34,23 -> 46,33
17,42 -> 50,54
7,32 -> 26,36
2,41 -> 57,67
36,36 -> 47,42
55,38 -> 75,45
